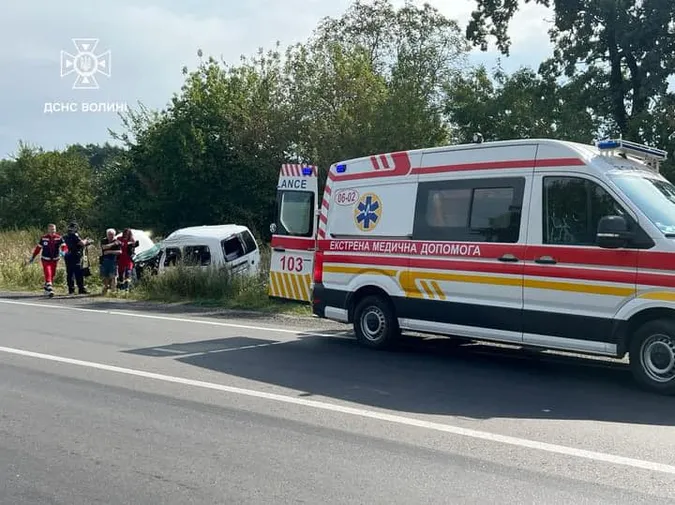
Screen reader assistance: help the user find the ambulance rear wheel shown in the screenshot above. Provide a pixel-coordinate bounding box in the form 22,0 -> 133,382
629,318 -> 675,395
353,295 -> 400,349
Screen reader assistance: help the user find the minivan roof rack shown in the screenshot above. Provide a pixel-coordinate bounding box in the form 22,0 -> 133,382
595,138 -> 668,173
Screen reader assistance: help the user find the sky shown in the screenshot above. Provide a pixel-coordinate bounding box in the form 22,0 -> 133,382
0,0 -> 556,159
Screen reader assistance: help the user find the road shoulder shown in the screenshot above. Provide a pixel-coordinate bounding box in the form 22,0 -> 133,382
0,290 -> 345,332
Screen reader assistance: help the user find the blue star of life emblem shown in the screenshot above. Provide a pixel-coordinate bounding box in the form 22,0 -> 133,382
355,193 -> 381,231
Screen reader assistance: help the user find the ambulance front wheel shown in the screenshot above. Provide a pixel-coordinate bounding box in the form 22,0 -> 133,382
629,318 -> 675,395
353,295 -> 400,349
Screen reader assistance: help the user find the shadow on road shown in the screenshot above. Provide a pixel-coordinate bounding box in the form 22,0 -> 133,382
123,337 -> 280,357
124,331 -> 675,427
4,292 -> 673,425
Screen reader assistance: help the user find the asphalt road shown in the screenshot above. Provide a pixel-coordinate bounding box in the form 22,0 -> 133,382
1,293 -> 675,504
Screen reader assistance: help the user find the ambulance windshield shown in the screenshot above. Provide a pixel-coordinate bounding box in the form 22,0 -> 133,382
609,173 -> 675,236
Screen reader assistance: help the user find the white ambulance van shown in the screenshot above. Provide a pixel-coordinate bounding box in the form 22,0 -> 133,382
268,138 -> 675,394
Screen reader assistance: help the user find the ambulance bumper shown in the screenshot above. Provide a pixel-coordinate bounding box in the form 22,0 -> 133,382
312,284 -> 350,321
311,283 -> 327,318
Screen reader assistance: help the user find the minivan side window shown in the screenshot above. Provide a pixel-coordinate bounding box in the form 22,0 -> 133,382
183,245 -> 211,266
542,176 -> 625,246
413,177 -> 525,243
222,236 -> 245,261
163,247 -> 181,267
241,230 -> 258,254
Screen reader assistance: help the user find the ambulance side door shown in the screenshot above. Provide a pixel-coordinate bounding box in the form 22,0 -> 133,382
522,168 -> 640,354
268,164 -> 319,303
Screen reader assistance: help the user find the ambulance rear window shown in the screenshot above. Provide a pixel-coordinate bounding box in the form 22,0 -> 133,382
276,190 -> 314,237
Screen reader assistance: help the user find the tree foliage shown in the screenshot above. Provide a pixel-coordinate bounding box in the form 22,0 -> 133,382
0,143 -> 95,229
104,0 -> 471,237
445,65 -> 600,143
466,0 -> 675,141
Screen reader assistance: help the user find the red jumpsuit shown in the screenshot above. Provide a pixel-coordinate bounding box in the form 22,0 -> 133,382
31,233 -> 67,291
117,238 -> 136,289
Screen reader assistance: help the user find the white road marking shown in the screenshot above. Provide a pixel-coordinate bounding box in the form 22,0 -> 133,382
0,299 -> 353,339
1,344 -> 675,476
207,341 -> 288,353
155,341 -> 291,359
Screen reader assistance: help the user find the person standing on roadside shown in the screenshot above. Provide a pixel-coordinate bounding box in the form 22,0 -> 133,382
63,221 -> 93,295
29,223 -> 67,297
100,228 -> 122,295
117,228 -> 139,291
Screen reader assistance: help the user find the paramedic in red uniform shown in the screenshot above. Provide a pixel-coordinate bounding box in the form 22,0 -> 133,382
117,228 -> 139,291
29,223 -> 67,296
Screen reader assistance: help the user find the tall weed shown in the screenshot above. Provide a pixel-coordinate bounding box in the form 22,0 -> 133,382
0,227 -> 103,292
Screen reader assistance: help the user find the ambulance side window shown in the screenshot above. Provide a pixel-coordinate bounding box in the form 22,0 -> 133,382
275,191 -> 314,237
542,176 -> 625,246
413,177 -> 525,243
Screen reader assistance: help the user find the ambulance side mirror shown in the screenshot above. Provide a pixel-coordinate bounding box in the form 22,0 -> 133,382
596,215 -> 632,249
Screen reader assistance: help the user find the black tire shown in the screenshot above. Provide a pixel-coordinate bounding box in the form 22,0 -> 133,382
629,318 -> 675,395
353,295 -> 400,349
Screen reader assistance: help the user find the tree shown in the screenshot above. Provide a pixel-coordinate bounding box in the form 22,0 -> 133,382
0,143 -> 95,229
110,50 -> 294,237
445,64 -> 600,143
465,0 -> 675,142
645,91 -> 675,180
281,41 -> 390,172
65,142 -> 126,173
311,0 -> 469,154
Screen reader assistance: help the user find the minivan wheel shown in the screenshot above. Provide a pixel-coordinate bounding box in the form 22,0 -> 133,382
353,295 -> 399,349
629,318 -> 675,395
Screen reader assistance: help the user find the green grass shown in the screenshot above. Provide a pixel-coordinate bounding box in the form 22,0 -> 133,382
0,227 -> 311,316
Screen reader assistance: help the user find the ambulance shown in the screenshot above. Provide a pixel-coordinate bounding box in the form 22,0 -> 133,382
267,138 -> 675,395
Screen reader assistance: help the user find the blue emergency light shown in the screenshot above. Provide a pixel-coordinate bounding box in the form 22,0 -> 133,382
596,140 -> 621,150
596,138 -> 667,159
336,164 -> 347,173
595,138 -> 668,173
302,167 -> 313,176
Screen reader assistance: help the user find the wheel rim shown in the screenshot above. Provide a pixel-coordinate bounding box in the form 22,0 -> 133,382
359,306 -> 386,342
640,333 -> 675,383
